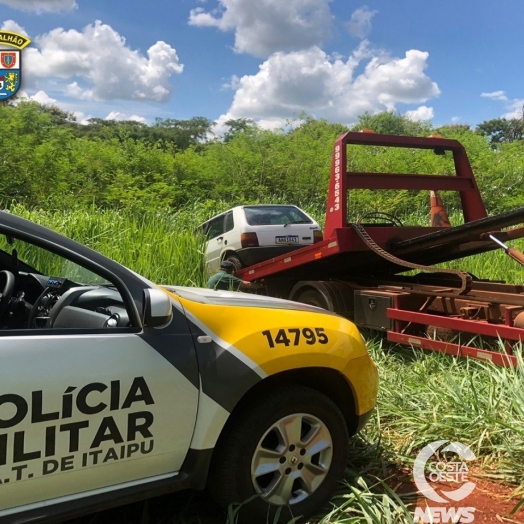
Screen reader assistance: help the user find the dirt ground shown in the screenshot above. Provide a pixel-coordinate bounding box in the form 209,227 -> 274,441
392,467 -> 524,524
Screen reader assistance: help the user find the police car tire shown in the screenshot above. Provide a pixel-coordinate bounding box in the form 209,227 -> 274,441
208,385 -> 349,524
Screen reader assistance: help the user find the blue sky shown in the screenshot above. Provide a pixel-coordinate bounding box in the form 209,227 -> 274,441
1,0 -> 523,132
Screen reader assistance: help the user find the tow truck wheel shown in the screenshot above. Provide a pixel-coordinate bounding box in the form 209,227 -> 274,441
225,254 -> 244,271
296,288 -> 329,310
208,385 -> 349,524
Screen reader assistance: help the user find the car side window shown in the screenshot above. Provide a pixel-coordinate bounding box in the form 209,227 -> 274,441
224,211 -> 234,232
0,235 -> 132,333
206,216 -> 226,239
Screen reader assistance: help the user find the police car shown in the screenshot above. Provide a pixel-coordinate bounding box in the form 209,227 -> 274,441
0,210 -> 378,524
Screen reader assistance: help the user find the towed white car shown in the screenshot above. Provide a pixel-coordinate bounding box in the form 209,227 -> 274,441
200,205 -> 323,273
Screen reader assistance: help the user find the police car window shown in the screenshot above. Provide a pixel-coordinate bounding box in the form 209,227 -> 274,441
0,236 -> 130,332
0,236 -> 109,285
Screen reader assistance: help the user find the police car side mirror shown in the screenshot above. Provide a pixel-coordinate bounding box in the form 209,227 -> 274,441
143,288 -> 173,328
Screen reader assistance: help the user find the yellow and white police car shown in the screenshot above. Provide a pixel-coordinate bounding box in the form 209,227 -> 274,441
0,211 -> 378,524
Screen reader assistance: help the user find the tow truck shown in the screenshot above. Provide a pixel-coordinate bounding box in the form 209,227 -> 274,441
238,132 -> 524,367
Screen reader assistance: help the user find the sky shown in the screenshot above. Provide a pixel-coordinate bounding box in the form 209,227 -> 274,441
1,0 -> 523,133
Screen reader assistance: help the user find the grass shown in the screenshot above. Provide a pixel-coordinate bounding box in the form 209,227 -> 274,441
5,203 -> 523,523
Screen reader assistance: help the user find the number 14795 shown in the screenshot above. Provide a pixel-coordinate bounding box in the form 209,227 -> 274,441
262,328 -> 329,348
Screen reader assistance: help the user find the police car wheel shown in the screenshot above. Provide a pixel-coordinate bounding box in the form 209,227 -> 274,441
208,385 -> 349,524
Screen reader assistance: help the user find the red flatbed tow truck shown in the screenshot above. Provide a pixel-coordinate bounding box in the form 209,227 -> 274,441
237,132 -> 524,367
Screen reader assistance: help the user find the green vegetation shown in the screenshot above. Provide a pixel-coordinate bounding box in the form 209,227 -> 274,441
3,101 -> 524,522
2,101 -> 524,215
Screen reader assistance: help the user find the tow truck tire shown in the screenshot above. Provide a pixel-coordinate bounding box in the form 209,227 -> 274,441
225,253 -> 244,271
296,288 -> 329,310
208,385 -> 349,524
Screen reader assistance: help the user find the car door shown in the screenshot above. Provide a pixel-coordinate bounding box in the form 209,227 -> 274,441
204,214 -> 226,272
220,210 -> 237,252
0,233 -> 199,515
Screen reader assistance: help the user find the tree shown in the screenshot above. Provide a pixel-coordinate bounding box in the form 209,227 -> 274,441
351,111 -> 432,136
152,117 -> 214,150
41,104 -> 77,126
476,108 -> 524,145
223,118 -> 257,143
434,124 -> 471,136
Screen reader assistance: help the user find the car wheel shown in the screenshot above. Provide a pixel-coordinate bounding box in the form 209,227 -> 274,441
225,254 -> 244,271
208,385 -> 349,524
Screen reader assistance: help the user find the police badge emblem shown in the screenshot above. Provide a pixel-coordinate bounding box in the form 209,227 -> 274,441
0,30 -> 31,101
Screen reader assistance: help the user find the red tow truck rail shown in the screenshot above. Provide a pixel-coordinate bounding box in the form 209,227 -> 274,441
238,132 -> 524,367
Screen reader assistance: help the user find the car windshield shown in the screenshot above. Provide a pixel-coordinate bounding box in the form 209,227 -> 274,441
0,234 -> 111,285
244,206 -> 312,226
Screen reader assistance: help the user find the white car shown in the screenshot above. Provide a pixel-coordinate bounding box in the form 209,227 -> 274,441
200,205 -> 323,273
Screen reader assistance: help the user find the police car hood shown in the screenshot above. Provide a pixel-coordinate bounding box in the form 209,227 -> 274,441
161,285 -> 337,315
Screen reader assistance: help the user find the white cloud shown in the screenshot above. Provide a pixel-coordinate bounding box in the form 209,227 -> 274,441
405,105 -> 434,121
130,115 -> 147,124
1,19 -> 29,36
64,82 -> 93,100
345,6 -> 377,39
502,99 -> 524,119
22,20 -> 183,102
106,111 -> 128,120
105,111 -> 147,124
208,113 -> 231,138
451,116 -> 461,123
189,0 -> 333,58
0,0 -> 76,13
481,90 -> 508,101
30,90 -> 57,105
480,91 -> 524,119
72,111 -> 90,124
222,74 -> 241,90
8,89 -> 28,105
221,45 -> 440,126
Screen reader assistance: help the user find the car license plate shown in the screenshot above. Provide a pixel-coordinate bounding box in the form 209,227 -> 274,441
276,235 -> 299,244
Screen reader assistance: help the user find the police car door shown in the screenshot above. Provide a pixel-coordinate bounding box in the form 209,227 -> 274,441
0,237 -> 199,515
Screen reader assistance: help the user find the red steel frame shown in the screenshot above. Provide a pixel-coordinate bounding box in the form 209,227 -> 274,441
325,132 -> 487,238
387,310 -> 520,368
